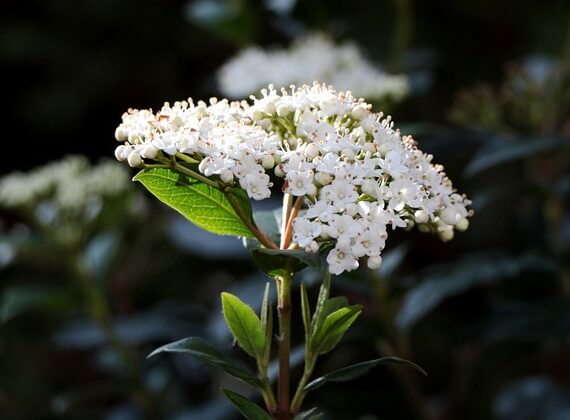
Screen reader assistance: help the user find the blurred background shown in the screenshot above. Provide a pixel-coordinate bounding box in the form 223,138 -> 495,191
1,0 -> 570,419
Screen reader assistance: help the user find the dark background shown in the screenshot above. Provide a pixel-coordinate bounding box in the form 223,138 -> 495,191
1,1 -> 569,419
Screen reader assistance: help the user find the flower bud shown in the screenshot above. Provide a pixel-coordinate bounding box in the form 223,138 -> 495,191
438,226 -> 454,242
342,148 -> 355,161
220,170 -> 234,184
306,240 -> 319,253
114,145 -> 127,161
367,255 -> 383,269
345,203 -> 358,216
304,143 -> 320,160
361,179 -> 377,196
417,223 -> 430,233
261,155 -> 275,169
276,104 -> 291,117
274,165 -> 285,177
455,217 -> 469,232
314,172 -> 332,186
364,143 -> 376,153
351,105 -> 368,120
414,209 -> 429,224
141,144 -> 158,159
127,151 -> 143,168
305,182 -> 317,196
440,207 -> 458,226
115,127 -> 129,142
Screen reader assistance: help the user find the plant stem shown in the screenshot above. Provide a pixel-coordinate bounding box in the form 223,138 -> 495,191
290,357 -> 315,412
275,274 -> 293,420
261,377 -> 277,412
281,194 -> 294,249
70,254 -> 158,417
282,197 -> 304,249
291,271 -> 330,413
223,190 -> 279,249
171,162 -> 220,189
160,157 -> 278,249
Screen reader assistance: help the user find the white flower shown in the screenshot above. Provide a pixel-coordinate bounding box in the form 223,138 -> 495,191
113,83 -> 472,274
217,33 -> 410,102
286,171 -> 316,196
239,172 -> 272,200
292,218 -> 322,248
321,179 -> 358,210
327,244 -> 359,275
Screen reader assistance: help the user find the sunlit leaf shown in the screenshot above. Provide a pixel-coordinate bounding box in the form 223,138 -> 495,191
134,167 -> 254,238
221,292 -> 266,360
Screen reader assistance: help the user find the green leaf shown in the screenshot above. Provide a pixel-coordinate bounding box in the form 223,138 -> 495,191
147,337 -> 262,388
248,248 -> 312,278
304,356 -> 427,392
221,292 -> 266,360
322,296 -> 348,318
300,283 -> 311,343
396,253 -> 558,329
312,305 -> 362,355
1,286 -> 76,322
260,283 -> 272,367
464,136 -> 565,177
310,270 -> 331,333
221,389 -> 272,420
134,167 -> 254,237
295,407 -> 324,420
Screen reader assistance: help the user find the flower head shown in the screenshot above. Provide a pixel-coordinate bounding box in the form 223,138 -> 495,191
114,83 -> 472,274
217,34 -> 410,101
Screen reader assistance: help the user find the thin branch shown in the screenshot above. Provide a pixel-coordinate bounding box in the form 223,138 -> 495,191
282,196 -> 304,249
223,190 -> 279,250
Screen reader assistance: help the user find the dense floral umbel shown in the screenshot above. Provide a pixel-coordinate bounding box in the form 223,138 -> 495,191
217,34 -> 409,101
115,84 -> 471,274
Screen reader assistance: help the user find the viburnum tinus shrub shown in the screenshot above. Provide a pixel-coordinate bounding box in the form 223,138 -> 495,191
114,83 -> 472,419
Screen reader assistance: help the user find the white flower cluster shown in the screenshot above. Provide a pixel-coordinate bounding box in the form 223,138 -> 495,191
0,156 -> 130,216
114,83 -> 471,275
217,34 -> 409,102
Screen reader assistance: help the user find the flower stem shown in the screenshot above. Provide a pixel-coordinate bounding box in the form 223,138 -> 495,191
282,196 -> 304,249
275,274 -> 293,420
223,190 -> 279,250
280,194 -> 294,248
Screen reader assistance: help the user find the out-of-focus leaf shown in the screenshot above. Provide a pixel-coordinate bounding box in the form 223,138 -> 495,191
466,297 -> 570,342
396,253 -> 558,329
81,231 -> 119,283
377,243 -> 409,278
294,407 -> 324,420
148,337 -> 262,388
221,292 -> 266,360
1,286 -> 76,322
494,376 -> 570,420
221,388 -> 272,420
53,310 -> 201,348
465,136 -> 566,177
167,214 -> 247,258
184,0 -> 258,46
134,167 -> 254,238
304,356 -> 426,392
